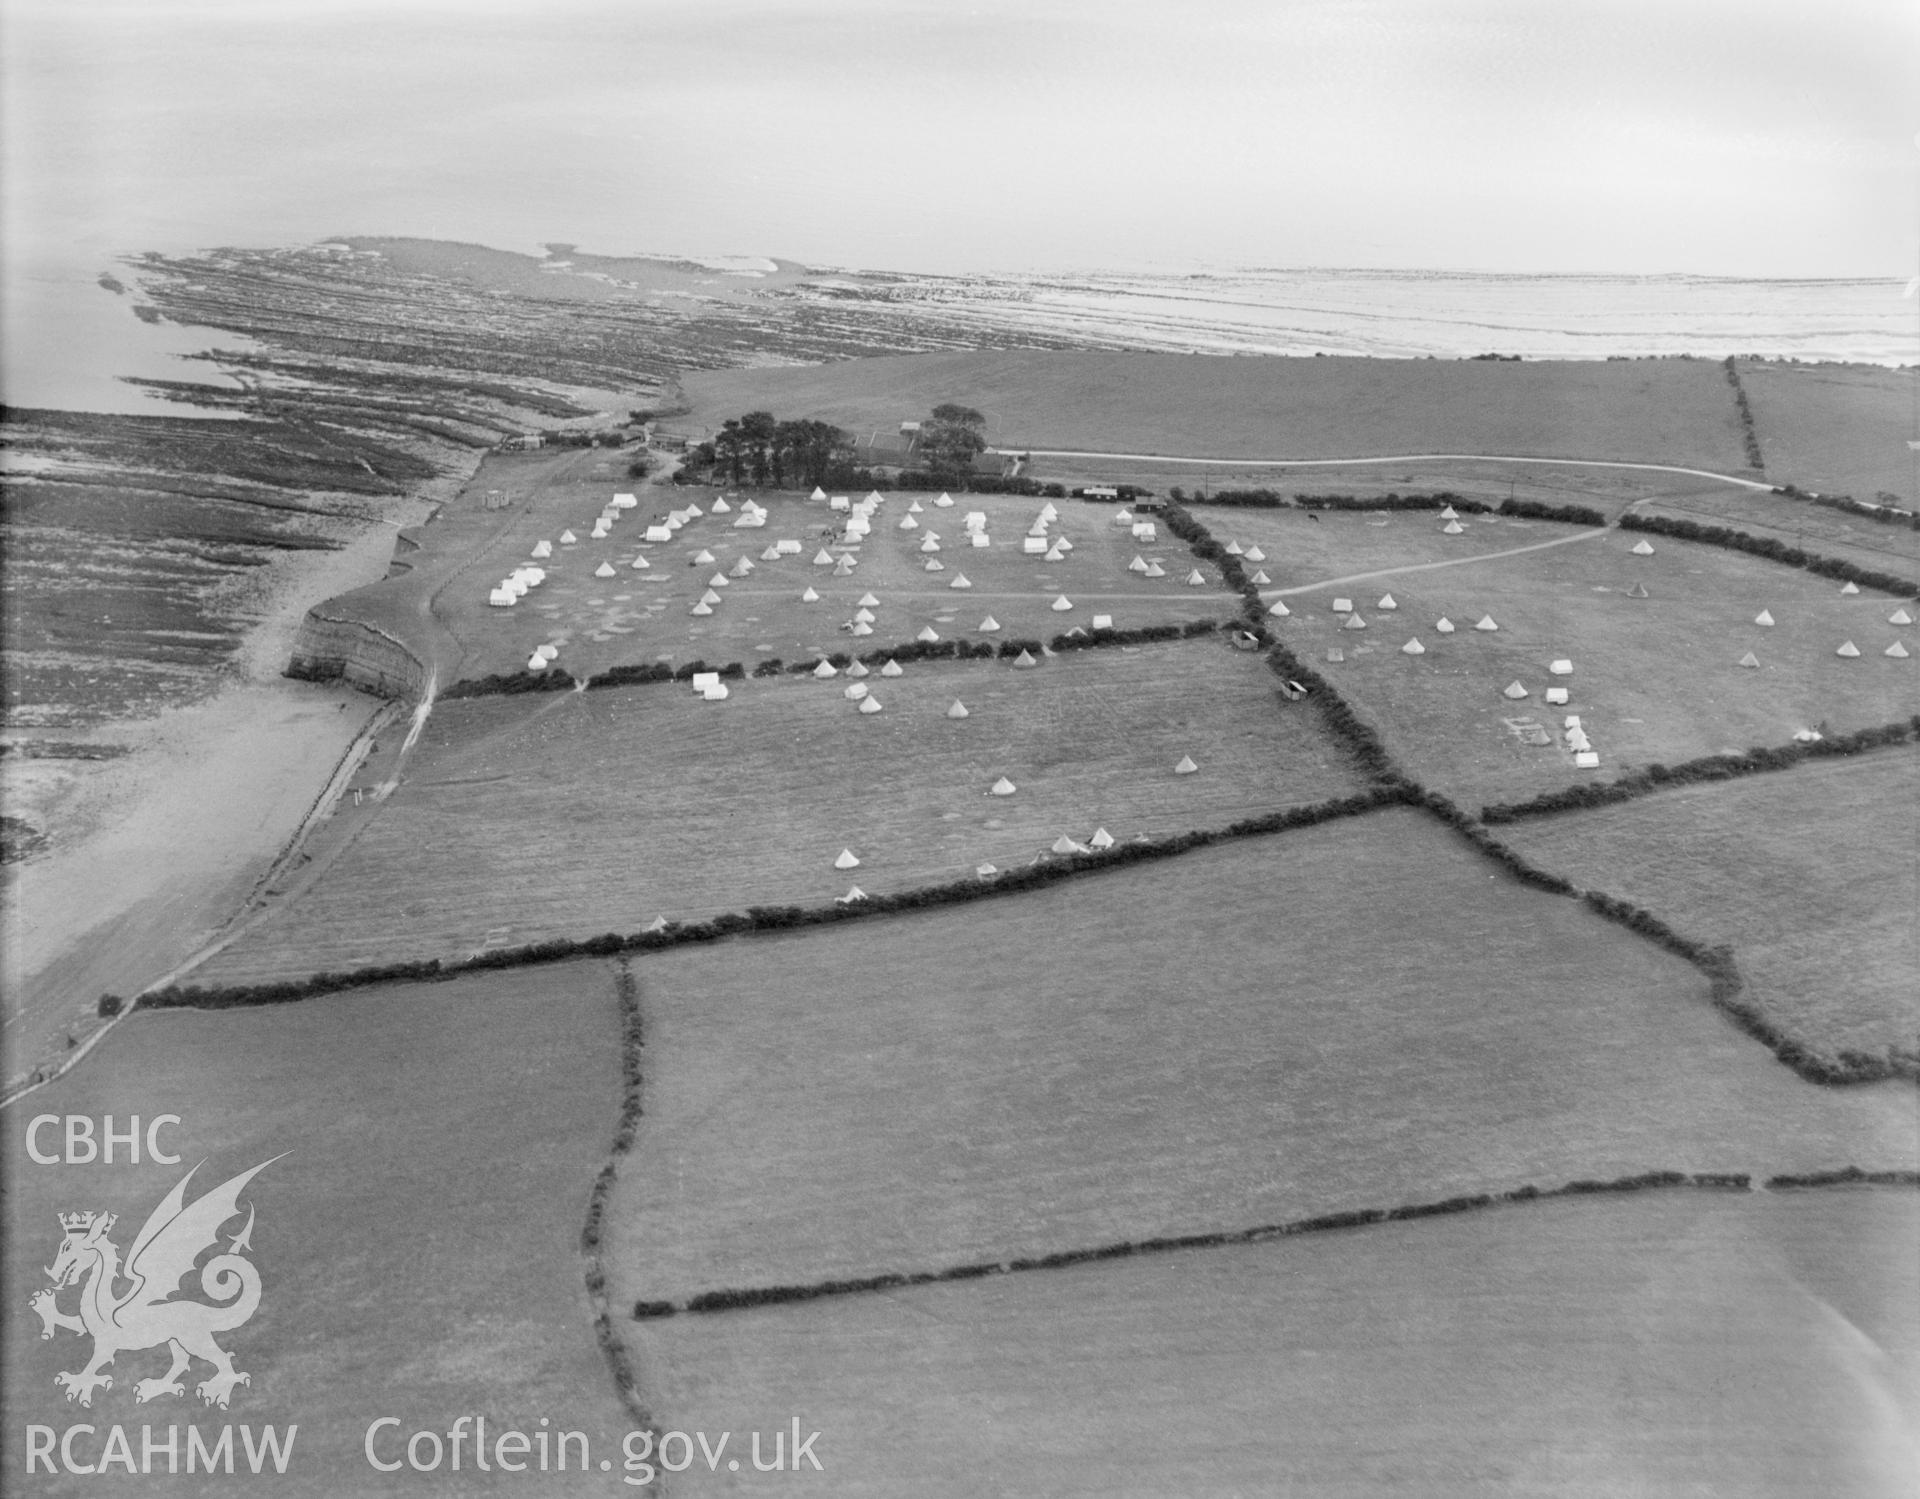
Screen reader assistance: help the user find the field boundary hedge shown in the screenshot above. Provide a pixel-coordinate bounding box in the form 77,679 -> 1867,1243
579,959 -> 653,1425
1480,718 -> 1920,823
1617,511 -> 1920,598
132,787 -> 1406,1012
1180,490 -> 1608,527
1724,357 -> 1764,471
628,1168 -> 1824,1319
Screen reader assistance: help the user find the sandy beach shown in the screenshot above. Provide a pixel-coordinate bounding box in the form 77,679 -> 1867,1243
0,516 -> 418,1092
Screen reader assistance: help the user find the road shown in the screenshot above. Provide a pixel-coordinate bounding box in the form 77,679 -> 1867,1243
1012,448 -> 1776,492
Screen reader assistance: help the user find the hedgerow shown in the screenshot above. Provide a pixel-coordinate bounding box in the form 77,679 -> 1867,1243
579,959 -> 651,1423
1766,1167 -> 1920,1189
1480,717 -> 1920,823
1618,512 -> 1920,598
441,667 -> 578,700
1773,482 -> 1918,527
629,1169 -> 1767,1320
1724,357 -> 1765,471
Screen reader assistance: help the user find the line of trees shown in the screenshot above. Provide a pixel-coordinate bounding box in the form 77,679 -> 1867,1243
1617,512 -> 1920,597
1723,357 -> 1764,471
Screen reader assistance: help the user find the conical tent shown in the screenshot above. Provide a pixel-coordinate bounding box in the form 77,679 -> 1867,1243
1442,521 -> 1465,534
1891,608 -> 1914,626
949,574 -> 972,589
880,659 -> 903,677
925,559 -> 945,571
838,886 -> 866,903
1738,652 -> 1760,668
1244,546 -> 1266,562
710,498 -> 731,513
732,558 -> 754,576
1475,615 -> 1498,631
858,592 -> 879,607
1089,828 -> 1115,849
560,529 -> 577,544
630,555 -> 651,570
802,586 -> 820,602
1402,638 -> 1425,655
991,777 -> 1016,796
531,540 -> 552,558
709,573 -> 730,587
1841,581 -> 1860,594
1836,641 -> 1861,657
1439,505 -> 1459,519
850,622 -> 873,636
1129,556 -> 1149,572
1225,541 -> 1244,555
690,602 -> 712,616
1174,755 -> 1198,774
811,487 -> 828,501
1377,594 -> 1397,609
853,608 -> 875,624
908,500 -> 924,513
1143,563 -> 1165,577
978,615 -> 1001,631
1343,613 -> 1367,630
1887,641 -> 1911,658
684,503 -> 704,518
1435,618 -> 1455,633
1503,681 -> 1529,698
1250,570 -> 1270,585
1013,649 -> 1038,668
922,538 -> 941,553
1754,610 -> 1775,626
1052,595 -> 1074,611
1631,540 -> 1655,555
936,492 -> 954,506
1627,583 -> 1650,599
525,651 -> 545,669
835,849 -> 860,869
899,515 -> 919,530
813,549 -> 835,565
595,561 -> 616,578
1269,601 -> 1290,617
1186,569 -> 1207,586
859,695 -> 883,713
847,660 -> 869,677
918,626 -> 940,642
814,660 -> 838,678
948,700 -> 970,718
761,544 -> 782,560
834,557 -> 857,574
700,588 -> 722,605
1045,545 -> 1066,562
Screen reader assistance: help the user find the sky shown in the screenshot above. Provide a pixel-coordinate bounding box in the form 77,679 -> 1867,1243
3,0 -> 1916,280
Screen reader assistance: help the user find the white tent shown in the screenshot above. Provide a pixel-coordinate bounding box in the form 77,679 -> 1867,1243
971,532 -> 991,548
1052,835 -> 1090,855
689,602 -> 712,616
802,586 -> 821,602
811,487 -> 828,501
702,683 -> 729,701
1574,751 -> 1600,769
918,625 -> 940,642
1112,509 -> 1133,526
1225,541 -> 1244,556
1269,601 -> 1290,617
560,529 -> 578,544
693,549 -> 716,565
1435,618 -> 1454,632
612,493 -> 637,509
536,644 -> 558,662
1627,583 -> 1649,599
1038,502 -> 1059,522
925,559 -> 946,571
830,496 -> 851,512
1174,755 -> 1198,774
1836,641 -> 1861,657
1052,595 -> 1074,611
834,848 -> 861,869
1889,608 -> 1913,625
1887,641 -> 1910,658
1023,536 -> 1047,555
1250,570 -> 1270,585
707,572 -> 729,588
1343,613 -> 1367,630
935,492 -> 954,507
1442,520 -> 1465,535
1738,652 -> 1760,668
1474,615 -> 1499,631
1377,594 -> 1397,610
1013,648 -> 1038,668
526,651 -> 545,668
531,539 -> 552,558
834,557 -> 857,575
991,777 -> 1016,796
1631,539 -> 1655,556
837,886 -> 867,904
710,497 -> 731,514
978,615 -> 1001,632
644,525 -> 671,543
1185,569 -> 1207,586
1754,610 -> 1775,627
859,695 -> 883,713
879,659 -> 903,677
1840,581 -> 1860,595
857,592 -> 880,607
1544,687 -> 1569,704
700,588 -> 723,605
844,682 -> 868,700
850,622 -> 874,636
591,523 -> 610,539
949,574 -> 972,590
777,539 -> 803,555
1133,522 -> 1157,540
594,561 -> 616,578
490,587 -> 517,607
908,499 -> 924,513
921,536 -> 941,553
684,502 -> 704,518
1503,680 -> 1529,698
1402,638 -> 1425,655
847,660 -> 869,677
760,545 -> 782,561
1092,614 -> 1113,629
1044,544 -> 1067,562
813,660 -> 838,678
691,671 -> 720,693
732,557 -> 754,577
899,515 -> 919,530
1244,545 -> 1266,562
1439,505 -> 1459,519
630,555 -> 651,570
813,549 -> 835,565
852,608 -> 875,624
1089,828 -> 1115,849
1332,598 -> 1352,612
948,700 -> 970,718
1549,659 -> 1572,675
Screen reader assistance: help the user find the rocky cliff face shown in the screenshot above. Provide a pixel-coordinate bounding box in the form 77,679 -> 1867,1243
286,609 -> 427,699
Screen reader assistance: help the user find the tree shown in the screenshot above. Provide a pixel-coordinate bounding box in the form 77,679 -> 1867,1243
739,411 -> 777,486
921,403 -> 987,479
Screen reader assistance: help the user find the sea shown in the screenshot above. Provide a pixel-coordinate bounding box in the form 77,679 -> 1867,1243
3,254 -> 1912,418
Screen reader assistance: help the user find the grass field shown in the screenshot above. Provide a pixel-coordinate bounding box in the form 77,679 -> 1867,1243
676,352 -> 1752,472
633,1186 -> 1920,1496
1739,360 -> 1918,507
601,809 -> 1915,1306
1247,521 -> 1919,809
440,483 -> 1231,684
1502,749 -> 1920,1063
1634,486 -> 1920,577
1,963 -> 631,1495
197,641 -> 1362,984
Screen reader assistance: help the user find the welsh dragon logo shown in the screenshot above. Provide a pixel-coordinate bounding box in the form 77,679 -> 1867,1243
28,1156 -> 282,1409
